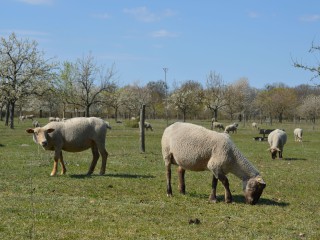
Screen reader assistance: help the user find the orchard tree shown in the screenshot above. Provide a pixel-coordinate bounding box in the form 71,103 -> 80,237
169,80 -> 203,122
0,32 -> 57,128
146,80 -> 167,119
63,54 -> 116,117
297,94 -> 320,124
203,71 -> 227,121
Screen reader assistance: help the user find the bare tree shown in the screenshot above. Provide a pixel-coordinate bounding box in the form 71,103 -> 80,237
61,54 -> 116,117
203,71 -> 227,121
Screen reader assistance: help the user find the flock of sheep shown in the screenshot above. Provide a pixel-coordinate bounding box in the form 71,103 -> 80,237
25,116 -> 304,205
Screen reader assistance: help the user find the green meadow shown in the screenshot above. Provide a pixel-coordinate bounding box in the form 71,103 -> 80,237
0,119 -> 319,240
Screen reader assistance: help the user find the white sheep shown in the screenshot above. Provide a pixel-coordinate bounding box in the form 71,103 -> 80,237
105,121 -> 112,130
32,120 -> 41,128
267,129 -> 287,159
49,117 -> 60,122
161,122 -> 266,205
144,121 -> 153,131
224,123 -> 237,133
26,117 -> 108,176
211,121 -> 224,131
294,128 -> 303,142
252,122 -> 258,129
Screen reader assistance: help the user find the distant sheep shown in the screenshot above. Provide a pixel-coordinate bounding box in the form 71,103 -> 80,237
49,117 -> 60,122
211,121 -> 224,131
224,123 -> 237,134
144,122 -> 153,131
32,120 -> 41,128
105,121 -> 112,130
252,122 -> 258,129
294,128 -> 303,142
26,117 -> 108,176
161,122 -> 266,205
267,129 -> 287,159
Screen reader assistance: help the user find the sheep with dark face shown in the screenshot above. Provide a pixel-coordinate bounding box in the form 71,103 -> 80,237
26,117 -> 108,176
211,121 -> 224,131
161,122 -> 266,205
267,129 -> 287,159
224,123 -> 237,134
144,122 -> 153,131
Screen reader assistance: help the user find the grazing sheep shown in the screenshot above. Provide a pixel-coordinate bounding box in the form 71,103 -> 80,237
252,122 -> 258,129
32,120 -> 41,128
19,115 -> 26,122
105,121 -> 112,130
144,121 -> 153,131
25,115 -> 34,120
161,122 -> 266,205
26,117 -> 108,176
267,129 -> 287,159
224,123 -> 237,134
294,128 -> 303,142
211,121 -> 224,131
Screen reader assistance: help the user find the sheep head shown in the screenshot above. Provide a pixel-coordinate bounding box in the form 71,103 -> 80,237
244,176 -> 266,205
26,128 -> 55,149
269,147 -> 281,159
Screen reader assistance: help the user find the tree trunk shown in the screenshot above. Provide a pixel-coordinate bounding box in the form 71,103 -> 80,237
9,101 -> 15,129
5,102 -> 10,126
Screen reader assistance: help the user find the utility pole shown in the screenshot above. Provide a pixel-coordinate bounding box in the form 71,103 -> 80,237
163,67 -> 168,126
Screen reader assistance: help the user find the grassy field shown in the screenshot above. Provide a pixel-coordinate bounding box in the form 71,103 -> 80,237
0,118 -> 319,240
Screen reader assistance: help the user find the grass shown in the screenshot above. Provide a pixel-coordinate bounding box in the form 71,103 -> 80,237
0,118 -> 319,239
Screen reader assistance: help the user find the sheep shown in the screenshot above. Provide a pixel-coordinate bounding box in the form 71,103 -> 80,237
49,117 -> 60,122
161,122 -> 266,205
267,129 -> 287,159
105,121 -> 112,130
211,121 -> 224,131
19,115 -> 26,122
26,117 -> 108,176
252,122 -> 258,129
32,120 -> 41,128
224,123 -> 237,134
294,128 -> 303,142
144,121 -> 153,131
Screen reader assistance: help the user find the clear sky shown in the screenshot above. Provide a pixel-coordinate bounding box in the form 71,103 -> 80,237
1,0 -> 320,89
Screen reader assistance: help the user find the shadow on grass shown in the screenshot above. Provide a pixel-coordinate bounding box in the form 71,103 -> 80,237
283,157 -> 307,161
70,173 -> 155,179
187,192 -> 289,207
0,144 -> 4,147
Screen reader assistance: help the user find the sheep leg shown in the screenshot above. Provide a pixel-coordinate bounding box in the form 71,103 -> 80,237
209,176 -> 218,203
166,163 -> 172,197
51,150 -> 61,176
98,146 -> 108,175
177,166 -> 186,194
218,175 -> 232,203
59,152 -> 67,175
87,144 -> 100,175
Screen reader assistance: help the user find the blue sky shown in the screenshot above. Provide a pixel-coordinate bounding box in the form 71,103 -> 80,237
1,0 -> 320,89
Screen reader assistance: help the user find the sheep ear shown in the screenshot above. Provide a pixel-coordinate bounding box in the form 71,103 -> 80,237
47,128 -> 55,133
256,177 -> 266,185
26,128 -> 34,133
276,147 -> 281,152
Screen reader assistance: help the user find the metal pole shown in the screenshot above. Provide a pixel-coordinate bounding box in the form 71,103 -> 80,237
163,68 -> 168,126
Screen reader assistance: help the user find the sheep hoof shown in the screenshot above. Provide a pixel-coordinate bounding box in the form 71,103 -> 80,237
50,172 -> 56,177
209,199 -> 218,203
167,194 -> 173,197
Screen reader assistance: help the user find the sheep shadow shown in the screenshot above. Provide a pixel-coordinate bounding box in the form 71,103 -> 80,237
0,144 -> 4,147
70,173 -> 155,179
283,157 -> 307,161
187,192 -> 289,207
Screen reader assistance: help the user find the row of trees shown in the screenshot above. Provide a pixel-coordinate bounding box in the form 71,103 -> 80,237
1,33 -> 320,129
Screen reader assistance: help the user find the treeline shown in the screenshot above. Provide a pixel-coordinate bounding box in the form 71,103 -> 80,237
1,33 -> 320,128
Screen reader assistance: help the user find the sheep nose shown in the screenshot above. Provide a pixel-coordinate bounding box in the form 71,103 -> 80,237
41,141 -> 48,147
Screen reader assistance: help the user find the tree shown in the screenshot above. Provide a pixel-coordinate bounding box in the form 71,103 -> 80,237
297,94 -> 320,124
169,80 -> 203,122
203,71 -> 227,121
294,42 -> 320,85
0,32 -> 57,128
61,54 -> 116,117
146,80 -> 167,119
